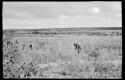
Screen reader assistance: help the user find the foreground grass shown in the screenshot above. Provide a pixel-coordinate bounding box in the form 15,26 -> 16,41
3,33 -> 122,79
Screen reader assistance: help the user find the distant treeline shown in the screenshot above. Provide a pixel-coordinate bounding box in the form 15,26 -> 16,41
3,27 -> 122,34
91,27 -> 122,30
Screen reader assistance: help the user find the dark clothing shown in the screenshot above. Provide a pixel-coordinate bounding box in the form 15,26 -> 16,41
74,43 -> 81,54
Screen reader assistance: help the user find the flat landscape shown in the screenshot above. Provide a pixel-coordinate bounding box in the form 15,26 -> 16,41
3,27 -> 122,79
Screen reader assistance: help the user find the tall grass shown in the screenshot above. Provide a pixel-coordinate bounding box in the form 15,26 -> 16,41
3,34 -> 122,78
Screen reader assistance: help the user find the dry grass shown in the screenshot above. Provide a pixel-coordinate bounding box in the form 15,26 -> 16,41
3,31 -> 122,79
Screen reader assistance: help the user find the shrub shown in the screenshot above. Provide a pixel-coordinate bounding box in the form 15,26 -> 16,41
3,30 -> 122,79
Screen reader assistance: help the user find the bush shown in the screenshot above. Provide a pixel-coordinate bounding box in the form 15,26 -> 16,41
94,62 -> 121,78
3,31 -> 122,79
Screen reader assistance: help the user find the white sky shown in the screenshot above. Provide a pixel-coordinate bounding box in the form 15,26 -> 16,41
3,2 -> 122,29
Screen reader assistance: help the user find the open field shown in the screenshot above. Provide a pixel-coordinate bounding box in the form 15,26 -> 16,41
3,28 -> 122,79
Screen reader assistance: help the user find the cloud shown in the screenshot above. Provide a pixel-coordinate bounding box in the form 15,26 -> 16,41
3,2 -> 121,19
2,2 -> 96,19
3,2 -> 122,29
112,2 -> 121,12
3,14 -> 121,29
3,9 -> 34,19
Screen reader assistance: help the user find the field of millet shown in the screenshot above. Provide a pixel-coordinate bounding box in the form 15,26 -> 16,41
3,30 -> 122,79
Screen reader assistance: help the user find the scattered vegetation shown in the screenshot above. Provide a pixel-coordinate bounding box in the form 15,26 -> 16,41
3,30 -> 122,79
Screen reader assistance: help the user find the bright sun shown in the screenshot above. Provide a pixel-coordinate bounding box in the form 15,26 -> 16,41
93,7 -> 100,13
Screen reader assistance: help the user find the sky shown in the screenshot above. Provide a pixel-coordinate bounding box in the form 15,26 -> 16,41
3,1 -> 122,29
